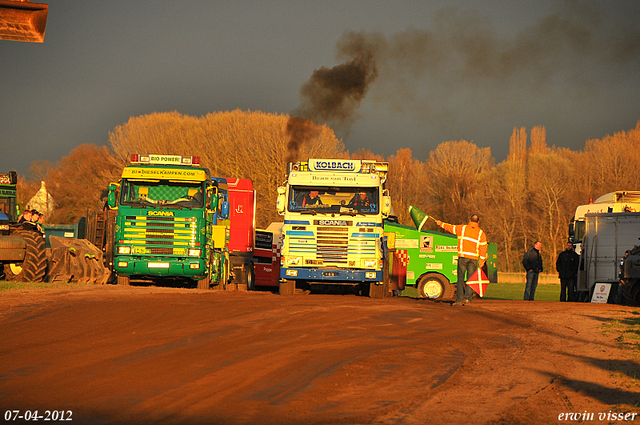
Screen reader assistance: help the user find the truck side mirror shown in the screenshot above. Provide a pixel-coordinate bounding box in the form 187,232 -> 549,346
568,218 -> 575,238
220,201 -> 230,219
107,183 -> 118,209
381,190 -> 391,218
276,186 -> 286,215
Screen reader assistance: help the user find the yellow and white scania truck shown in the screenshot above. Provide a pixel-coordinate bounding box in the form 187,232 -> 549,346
275,159 -> 391,297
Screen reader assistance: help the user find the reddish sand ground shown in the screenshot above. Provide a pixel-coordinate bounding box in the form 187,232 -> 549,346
0,285 -> 638,425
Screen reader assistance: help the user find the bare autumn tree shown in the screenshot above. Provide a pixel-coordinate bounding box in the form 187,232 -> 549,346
385,148 -> 428,225
475,160 -> 527,271
526,149 -> 574,268
508,127 -> 527,164
424,140 -> 493,225
40,144 -> 120,224
530,125 -> 547,154
348,148 -> 383,161
576,122 -> 640,197
109,112 -> 203,169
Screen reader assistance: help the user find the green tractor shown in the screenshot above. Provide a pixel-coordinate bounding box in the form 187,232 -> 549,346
0,171 -> 47,282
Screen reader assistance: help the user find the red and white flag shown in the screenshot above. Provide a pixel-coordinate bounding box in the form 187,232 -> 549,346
392,249 -> 409,290
466,268 -> 490,297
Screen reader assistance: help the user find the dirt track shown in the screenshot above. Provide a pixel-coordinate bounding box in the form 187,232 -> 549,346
0,285 -> 639,425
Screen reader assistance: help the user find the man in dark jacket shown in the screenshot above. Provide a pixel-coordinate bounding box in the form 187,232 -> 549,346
522,241 -> 543,301
556,241 -> 579,302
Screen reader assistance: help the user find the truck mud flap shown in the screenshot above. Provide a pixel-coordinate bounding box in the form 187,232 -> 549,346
47,236 -> 111,285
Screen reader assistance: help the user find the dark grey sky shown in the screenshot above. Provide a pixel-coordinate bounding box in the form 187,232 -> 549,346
2,0 -> 639,175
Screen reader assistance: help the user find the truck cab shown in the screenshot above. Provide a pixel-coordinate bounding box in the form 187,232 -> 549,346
276,159 -> 391,297
108,154 -> 228,288
569,191 -> 640,254
0,171 -> 18,235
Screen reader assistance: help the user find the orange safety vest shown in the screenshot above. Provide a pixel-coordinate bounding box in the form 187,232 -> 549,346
440,221 -> 487,262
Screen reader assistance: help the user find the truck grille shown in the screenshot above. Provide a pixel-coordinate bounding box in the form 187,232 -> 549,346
316,227 -> 348,264
123,215 -> 196,256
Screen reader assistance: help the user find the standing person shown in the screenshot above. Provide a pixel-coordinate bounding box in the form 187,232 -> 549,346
523,241 -> 543,301
556,241 -> 579,302
29,210 -> 44,235
17,209 -> 32,224
29,209 -> 40,223
435,214 -> 487,306
36,211 -> 46,235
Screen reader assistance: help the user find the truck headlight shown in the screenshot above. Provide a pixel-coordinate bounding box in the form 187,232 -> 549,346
188,249 -> 201,257
365,272 -> 377,279
286,256 -> 302,266
362,259 -> 376,268
117,246 -> 131,255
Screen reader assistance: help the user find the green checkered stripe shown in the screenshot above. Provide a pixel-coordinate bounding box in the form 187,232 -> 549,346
136,185 -> 189,201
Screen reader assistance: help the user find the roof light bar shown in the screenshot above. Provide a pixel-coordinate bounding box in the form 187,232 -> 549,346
130,154 -> 200,166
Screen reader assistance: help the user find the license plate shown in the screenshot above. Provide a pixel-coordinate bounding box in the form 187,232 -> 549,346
323,272 -> 337,277
149,262 -> 170,268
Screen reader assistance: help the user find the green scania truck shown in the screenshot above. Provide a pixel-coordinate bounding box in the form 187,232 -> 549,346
107,154 -> 230,288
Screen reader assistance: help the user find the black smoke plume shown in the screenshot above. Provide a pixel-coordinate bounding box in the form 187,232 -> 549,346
286,1 -> 640,160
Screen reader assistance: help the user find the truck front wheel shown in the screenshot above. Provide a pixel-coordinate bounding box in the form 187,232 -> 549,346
117,274 -> 130,286
279,279 -> 295,296
197,270 -> 211,290
369,282 -> 386,299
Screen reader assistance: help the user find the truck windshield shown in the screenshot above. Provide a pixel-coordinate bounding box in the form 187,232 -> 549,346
288,186 -> 379,215
120,179 -> 205,208
572,220 -> 586,244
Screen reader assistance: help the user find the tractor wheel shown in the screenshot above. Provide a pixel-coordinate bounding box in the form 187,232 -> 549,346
417,274 -> 450,300
3,228 -> 47,282
197,274 -> 211,290
117,274 -> 130,286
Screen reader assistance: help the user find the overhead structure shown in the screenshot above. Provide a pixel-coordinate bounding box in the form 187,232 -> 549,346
0,0 -> 48,43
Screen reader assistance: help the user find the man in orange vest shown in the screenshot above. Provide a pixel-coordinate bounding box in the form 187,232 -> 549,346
436,214 -> 488,306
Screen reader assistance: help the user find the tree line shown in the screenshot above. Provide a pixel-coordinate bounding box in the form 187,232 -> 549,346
17,109 -> 640,272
